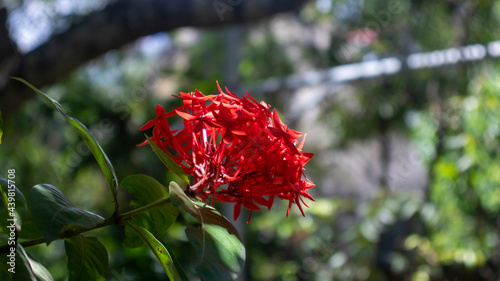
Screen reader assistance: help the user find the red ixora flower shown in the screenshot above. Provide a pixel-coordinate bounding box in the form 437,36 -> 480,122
139,83 -> 314,222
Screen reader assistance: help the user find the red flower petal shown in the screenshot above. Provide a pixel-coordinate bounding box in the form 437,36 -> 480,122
234,202 -> 242,221
156,104 -> 165,116
175,110 -> 197,121
138,82 -> 315,222
139,119 -> 158,131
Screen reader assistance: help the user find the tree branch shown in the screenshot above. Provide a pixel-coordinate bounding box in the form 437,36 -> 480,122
0,0 -> 309,119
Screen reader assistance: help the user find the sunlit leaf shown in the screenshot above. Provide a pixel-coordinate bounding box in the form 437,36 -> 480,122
121,174 -> 179,247
29,184 -> 104,244
17,245 -> 54,281
13,78 -> 119,211
126,223 -> 188,281
145,135 -> 189,184
64,235 -> 108,281
186,224 -> 245,281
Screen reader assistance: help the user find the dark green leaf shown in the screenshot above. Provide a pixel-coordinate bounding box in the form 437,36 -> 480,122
168,182 -> 198,217
168,182 -> 245,280
123,226 -> 143,248
0,108 -> 3,144
145,135 -> 190,184
16,245 -> 54,281
0,262 -> 10,281
13,78 -> 118,210
0,175 -> 27,220
168,182 -> 241,240
0,246 -> 12,280
0,245 -> 54,281
186,224 -> 245,281
29,184 -> 104,244
0,175 -> 42,240
0,175 -> 28,242
126,223 -> 188,281
64,235 -> 108,281
17,220 -> 44,240
121,174 -> 179,247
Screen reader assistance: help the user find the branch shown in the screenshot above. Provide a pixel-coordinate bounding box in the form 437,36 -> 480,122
0,196 -> 172,253
0,0 -> 309,119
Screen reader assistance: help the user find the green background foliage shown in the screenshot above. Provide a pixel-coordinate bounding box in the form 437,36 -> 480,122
2,0 -> 500,280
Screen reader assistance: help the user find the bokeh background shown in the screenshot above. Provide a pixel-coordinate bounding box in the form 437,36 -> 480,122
2,0 -> 500,280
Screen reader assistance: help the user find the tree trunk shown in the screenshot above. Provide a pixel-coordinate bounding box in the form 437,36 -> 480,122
0,0 -> 309,119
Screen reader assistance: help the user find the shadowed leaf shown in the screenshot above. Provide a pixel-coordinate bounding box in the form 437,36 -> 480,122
169,182 -> 241,240
186,224 -> 245,281
146,135 -> 190,184
0,108 -> 3,144
13,78 -> 119,212
0,244 -> 54,281
65,235 -> 108,281
121,174 -> 179,248
168,182 -> 245,280
29,184 -> 103,244
0,175 -> 27,244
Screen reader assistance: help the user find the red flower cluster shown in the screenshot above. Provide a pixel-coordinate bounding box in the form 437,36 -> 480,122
140,83 -> 314,221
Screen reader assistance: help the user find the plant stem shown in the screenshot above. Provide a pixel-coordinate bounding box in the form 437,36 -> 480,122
0,197 -> 171,253
119,197 -> 171,221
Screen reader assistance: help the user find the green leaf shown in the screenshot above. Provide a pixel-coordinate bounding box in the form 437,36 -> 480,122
0,108 -> 3,144
29,184 -> 104,244
186,224 -> 245,281
126,223 -> 188,281
0,245 -> 54,281
0,176 -> 41,240
121,174 -> 179,247
0,175 -> 28,244
64,235 -> 108,281
123,226 -> 143,248
145,135 -> 190,184
16,245 -> 54,281
168,182 -> 245,280
0,175 -> 28,221
168,182 -> 241,240
17,219 -> 44,240
13,78 -> 118,212
0,258 -> 12,281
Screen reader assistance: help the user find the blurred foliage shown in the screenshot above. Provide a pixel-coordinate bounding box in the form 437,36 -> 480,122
3,0 -> 500,280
